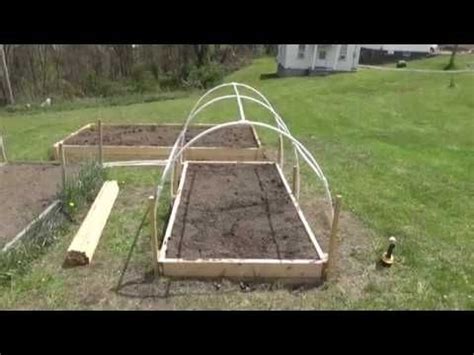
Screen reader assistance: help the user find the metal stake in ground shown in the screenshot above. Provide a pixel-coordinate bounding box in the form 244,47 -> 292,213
325,194 -> 342,280
148,195 -> 159,277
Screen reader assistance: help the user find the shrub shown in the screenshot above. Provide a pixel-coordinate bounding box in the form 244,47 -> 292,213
83,73 -> 126,97
396,60 -> 407,68
129,64 -> 157,93
184,62 -> 225,89
159,72 -> 182,91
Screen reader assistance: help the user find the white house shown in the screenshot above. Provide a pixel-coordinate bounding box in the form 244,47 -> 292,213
277,44 -> 361,76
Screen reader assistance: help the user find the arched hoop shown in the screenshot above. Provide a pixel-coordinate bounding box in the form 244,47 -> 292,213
152,82 -> 335,240
181,82 -> 299,165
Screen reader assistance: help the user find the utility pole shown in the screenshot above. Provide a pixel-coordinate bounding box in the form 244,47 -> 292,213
0,44 -> 15,105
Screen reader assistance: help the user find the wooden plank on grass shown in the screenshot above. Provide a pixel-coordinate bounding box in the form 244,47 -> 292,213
64,180 -> 119,267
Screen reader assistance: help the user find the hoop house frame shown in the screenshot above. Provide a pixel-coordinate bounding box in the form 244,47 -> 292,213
151,82 -> 336,282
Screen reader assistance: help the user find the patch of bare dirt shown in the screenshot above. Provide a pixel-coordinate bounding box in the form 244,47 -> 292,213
167,163 -> 319,259
0,163 -> 63,247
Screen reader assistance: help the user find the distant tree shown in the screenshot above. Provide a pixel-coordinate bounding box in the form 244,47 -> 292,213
445,44 -> 459,70
0,44 -> 14,105
193,45 -> 210,67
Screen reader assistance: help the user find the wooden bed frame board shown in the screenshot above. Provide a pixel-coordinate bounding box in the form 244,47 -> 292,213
157,161 -> 326,281
102,160 -> 168,168
52,123 -> 264,163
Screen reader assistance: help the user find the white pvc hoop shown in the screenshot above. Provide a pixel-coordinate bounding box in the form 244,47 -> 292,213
180,82 -> 300,166
176,93 -> 325,180
152,82 -> 335,232
169,120 -> 329,191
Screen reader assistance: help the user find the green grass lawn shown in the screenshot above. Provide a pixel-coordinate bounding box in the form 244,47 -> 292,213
0,57 -> 473,309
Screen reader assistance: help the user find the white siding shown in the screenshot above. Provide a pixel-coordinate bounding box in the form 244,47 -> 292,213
281,44 -> 313,69
278,44 -> 361,72
335,45 -> 360,71
314,45 -> 336,68
277,45 -> 286,65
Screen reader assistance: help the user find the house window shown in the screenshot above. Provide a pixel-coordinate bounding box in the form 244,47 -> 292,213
318,48 -> 326,60
297,45 -> 306,59
339,45 -> 348,60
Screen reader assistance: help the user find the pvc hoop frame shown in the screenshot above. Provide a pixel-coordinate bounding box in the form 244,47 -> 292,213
183,82 -> 298,164
154,82 -> 334,223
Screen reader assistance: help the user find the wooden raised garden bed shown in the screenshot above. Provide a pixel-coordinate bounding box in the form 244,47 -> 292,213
52,123 -> 264,163
158,161 -> 326,283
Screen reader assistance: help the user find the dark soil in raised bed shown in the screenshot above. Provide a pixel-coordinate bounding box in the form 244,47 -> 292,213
0,163 -> 63,247
166,163 -> 319,260
64,125 -> 258,148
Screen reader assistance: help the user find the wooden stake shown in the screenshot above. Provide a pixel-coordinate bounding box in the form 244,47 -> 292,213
0,134 -> 7,163
98,119 -> 103,166
278,135 -> 284,168
59,143 -> 66,189
292,164 -> 300,200
325,194 -> 342,281
148,195 -> 159,277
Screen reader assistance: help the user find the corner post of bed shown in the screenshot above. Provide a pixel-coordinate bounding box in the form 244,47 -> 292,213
59,143 -> 67,190
278,134 -> 284,168
324,194 -> 342,280
148,195 -> 159,277
98,119 -> 103,167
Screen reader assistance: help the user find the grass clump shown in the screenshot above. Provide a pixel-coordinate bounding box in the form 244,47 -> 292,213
59,161 -> 107,218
